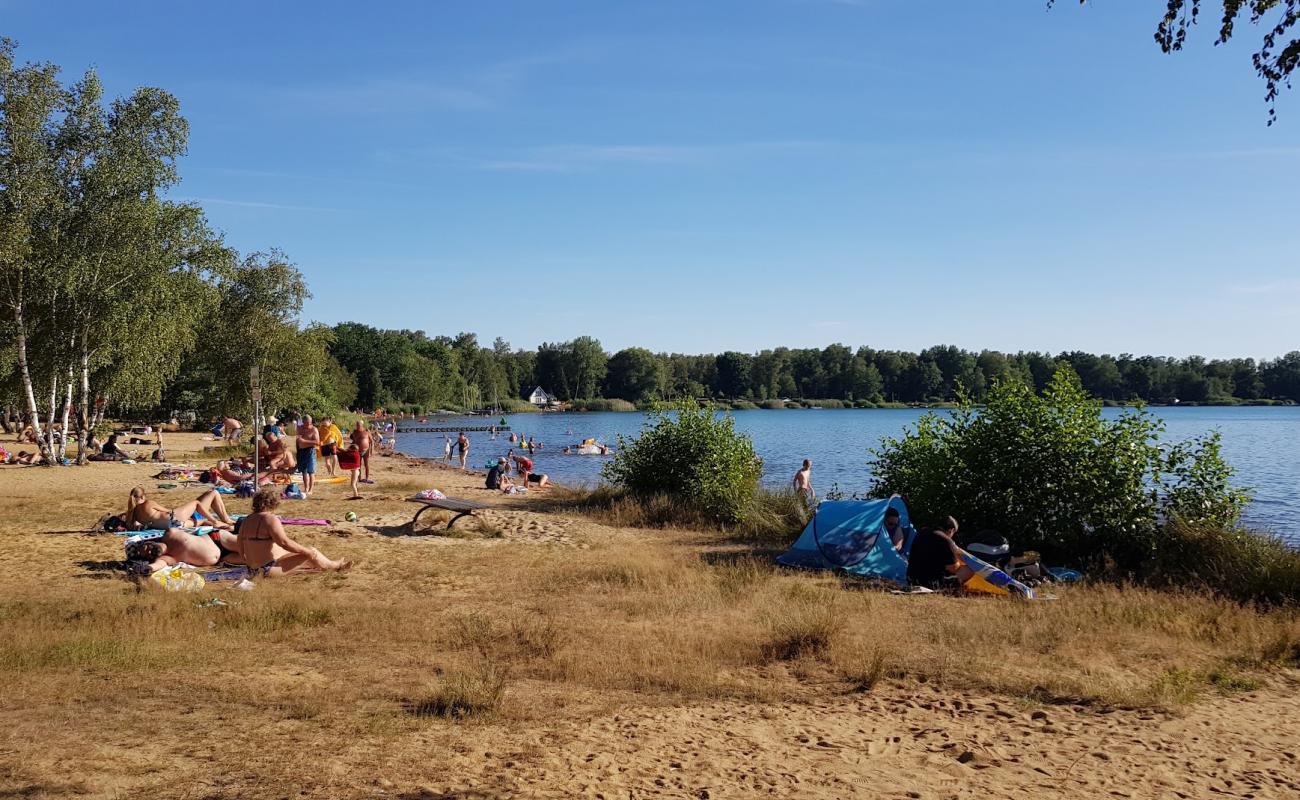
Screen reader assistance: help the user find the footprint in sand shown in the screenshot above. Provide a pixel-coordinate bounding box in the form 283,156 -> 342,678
866,735 -> 903,757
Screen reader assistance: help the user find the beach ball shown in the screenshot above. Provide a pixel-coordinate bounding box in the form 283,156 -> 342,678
344,511 -> 358,522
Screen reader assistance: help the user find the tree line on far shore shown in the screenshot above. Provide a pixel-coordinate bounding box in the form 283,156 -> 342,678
320,323 -> 1300,412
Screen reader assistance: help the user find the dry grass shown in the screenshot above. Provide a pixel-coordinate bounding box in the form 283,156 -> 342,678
405,661 -> 509,719
1,434 -> 1299,798
543,485 -> 811,547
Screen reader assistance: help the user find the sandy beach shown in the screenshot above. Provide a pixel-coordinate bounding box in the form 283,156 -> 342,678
1,432 -> 1297,799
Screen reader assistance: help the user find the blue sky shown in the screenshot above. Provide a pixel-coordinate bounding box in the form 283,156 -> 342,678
6,0 -> 1298,359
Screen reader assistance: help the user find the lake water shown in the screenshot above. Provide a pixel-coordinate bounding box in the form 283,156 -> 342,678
394,407 -> 1300,542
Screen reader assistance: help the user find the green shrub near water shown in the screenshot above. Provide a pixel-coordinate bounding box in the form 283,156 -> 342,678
570,398 -> 637,412
870,367 -> 1252,573
603,399 -> 763,524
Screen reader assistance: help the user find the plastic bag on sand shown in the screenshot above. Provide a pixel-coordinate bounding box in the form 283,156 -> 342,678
415,488 -> 446,500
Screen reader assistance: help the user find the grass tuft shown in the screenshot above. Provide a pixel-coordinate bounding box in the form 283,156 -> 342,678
407,661 -> 508,719
1148,520 -> 1300,605
759,601 -> 844,662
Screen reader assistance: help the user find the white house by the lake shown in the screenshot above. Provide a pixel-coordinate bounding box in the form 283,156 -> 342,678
528,386 -> 557,407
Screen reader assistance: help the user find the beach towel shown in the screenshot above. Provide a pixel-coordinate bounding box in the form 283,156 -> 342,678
337,450 -> 362,470
122,527 -> 217,540
957,551 -> 1052,600
414,488 -> 446,501
279,517 -> 332,526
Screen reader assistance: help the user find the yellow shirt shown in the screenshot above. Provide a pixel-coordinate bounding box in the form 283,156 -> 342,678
321,423 -> 344,448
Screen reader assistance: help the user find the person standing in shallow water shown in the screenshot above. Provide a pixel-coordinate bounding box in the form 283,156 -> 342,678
793,459 -> 815,503
457,431 -> 469,469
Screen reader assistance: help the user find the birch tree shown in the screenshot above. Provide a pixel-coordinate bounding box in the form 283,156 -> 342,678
0,39 -> 64,462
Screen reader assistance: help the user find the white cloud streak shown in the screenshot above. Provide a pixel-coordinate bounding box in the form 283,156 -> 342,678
173,196 -> 348,213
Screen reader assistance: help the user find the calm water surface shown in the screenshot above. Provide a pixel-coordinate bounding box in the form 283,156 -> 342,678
395,407 -> 1299,542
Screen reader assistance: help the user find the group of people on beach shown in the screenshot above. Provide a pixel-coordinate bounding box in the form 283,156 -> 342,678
253,415 -> 376,499
120,485 -> 351,577
485,449 -> 550,493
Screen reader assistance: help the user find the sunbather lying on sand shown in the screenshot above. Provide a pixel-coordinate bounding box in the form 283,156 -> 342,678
126,526 -> 243,573
237,489 -> 352,576
123,486 -> 237,531
212,460 -> 253,483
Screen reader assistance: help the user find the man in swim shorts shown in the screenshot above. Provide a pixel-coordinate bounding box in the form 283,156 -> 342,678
295,415 -> 320,496
126,525 -> 243,573
793,459 -> 815,504
222,416 -> 243,443
319,416 -> 343,476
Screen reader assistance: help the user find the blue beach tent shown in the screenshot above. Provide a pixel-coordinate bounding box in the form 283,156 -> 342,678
777,496 -> 916,587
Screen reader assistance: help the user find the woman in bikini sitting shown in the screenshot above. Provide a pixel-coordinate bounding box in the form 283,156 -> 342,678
123,485 -> 237,531
237,489 -> 352,577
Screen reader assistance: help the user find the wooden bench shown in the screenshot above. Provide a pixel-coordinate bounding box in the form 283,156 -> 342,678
405,496 -> 488,530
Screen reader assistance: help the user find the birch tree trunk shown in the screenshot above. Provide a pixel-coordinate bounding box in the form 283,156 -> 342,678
58,361 -> 74,461
45,368 -> 58,461
14,302 -> 52,462
77,334 -> 91,465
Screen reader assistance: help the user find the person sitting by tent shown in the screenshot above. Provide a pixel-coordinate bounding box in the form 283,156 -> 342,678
906,516 -> 975,589
126,526 -> 243,573
884,507 -> 907,552
237,489 -> 352,576
121,486 -> 238,531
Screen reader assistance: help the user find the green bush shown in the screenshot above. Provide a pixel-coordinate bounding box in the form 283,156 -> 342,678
496,397 -> 541,414
869,368 -> 1250,570
602,399 -> 763,524
760,399 -> 787,410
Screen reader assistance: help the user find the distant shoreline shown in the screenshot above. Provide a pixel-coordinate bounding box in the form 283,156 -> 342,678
396,399 -> 1297,419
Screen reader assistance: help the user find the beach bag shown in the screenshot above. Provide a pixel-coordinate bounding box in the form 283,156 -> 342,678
965,530 -> 1012,569
236,480 -> 256,498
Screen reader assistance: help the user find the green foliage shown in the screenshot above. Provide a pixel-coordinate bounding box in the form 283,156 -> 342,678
869,368 -> 1251,569
165,252 -> 332,419
1051,1 -> 1300,124
602,399 -> 763,524
604,347 -> 665,402
569,398 -> 636,412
